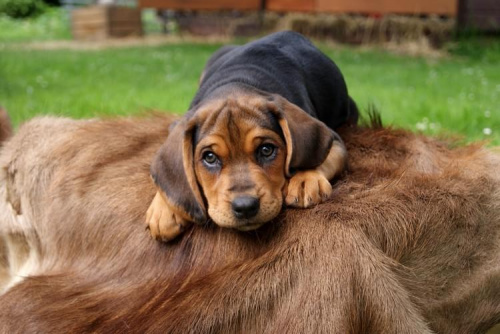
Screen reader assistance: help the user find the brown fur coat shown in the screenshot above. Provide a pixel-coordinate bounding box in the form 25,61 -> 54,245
0,113 -> 499,333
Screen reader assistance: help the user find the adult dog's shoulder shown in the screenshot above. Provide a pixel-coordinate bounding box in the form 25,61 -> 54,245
0,113 -> 499,333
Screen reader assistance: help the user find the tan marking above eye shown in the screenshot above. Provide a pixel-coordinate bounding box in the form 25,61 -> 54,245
244,128 -> 284,154
196,135 -> 229,161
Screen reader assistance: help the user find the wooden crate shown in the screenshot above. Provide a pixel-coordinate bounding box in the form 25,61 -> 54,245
71,5 -> 142,40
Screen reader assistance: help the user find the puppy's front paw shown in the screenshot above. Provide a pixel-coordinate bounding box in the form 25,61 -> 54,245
285,171 -> 332,208
146,191 -> 192,242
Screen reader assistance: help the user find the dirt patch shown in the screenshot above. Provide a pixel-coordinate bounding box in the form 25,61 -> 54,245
0,35 -> 231,51
1,33 -> 449,58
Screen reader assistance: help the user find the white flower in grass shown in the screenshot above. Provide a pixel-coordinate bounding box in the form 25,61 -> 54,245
416,118 -> 429,131
429,123 -> 441,132
483,128 -> 492,136
416,123 -> 427,131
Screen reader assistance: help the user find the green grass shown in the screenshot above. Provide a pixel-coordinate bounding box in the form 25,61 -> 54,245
0,9 -> 499,144
2,42 -> 499,144
321,44 -> 500,144
1,44 -> 212,125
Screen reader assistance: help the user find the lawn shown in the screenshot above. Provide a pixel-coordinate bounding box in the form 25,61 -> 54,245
1,9 -> 499,144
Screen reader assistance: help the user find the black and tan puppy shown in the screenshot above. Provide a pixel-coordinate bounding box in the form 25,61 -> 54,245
147,31 -> 358,241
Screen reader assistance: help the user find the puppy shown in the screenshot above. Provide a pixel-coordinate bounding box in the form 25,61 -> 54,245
146,31 -> 358,241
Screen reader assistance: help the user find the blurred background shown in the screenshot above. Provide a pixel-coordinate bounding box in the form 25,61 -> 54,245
0,0 -> 498,144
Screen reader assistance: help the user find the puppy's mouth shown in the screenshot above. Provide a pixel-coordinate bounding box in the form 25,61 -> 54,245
234,221 -> 264,231
207,196 -> 282,231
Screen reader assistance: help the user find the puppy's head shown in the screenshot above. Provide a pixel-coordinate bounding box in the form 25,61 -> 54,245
151,91 -> 335,231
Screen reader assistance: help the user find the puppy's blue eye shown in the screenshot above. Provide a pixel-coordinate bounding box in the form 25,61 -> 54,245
202,151 -> 219,165
258,144 -> 275,158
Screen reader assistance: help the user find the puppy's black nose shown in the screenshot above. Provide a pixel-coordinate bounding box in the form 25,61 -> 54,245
231,196 -> 260,219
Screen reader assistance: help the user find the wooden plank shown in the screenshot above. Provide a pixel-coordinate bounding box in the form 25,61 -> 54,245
467,0 -> 500,11
266,0 -> 315,12
109,25 -> 143,34
72,24 -> 108,40
316,0 -> 457,15
72,20 -> 107,28
459,0 -> 500,30
71,6 -> 107,21
108,6 -> 142,22
108,18 -> 142,25
139,0 -> 261,10
139,0 -> 456,15
464,12 -> 500,30
73,31 -> 107,40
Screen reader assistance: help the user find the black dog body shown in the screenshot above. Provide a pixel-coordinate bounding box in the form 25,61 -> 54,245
192,31 -> 358,129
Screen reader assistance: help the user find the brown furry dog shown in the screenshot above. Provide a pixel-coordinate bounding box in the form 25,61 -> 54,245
0,108 -> 12,143
0,112 -> 499,333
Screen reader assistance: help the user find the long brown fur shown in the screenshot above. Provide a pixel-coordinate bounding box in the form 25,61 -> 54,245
0,108 -> 12,143
0,113 -> 499,333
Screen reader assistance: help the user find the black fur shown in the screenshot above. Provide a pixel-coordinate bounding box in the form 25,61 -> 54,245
191,31 -> 358,129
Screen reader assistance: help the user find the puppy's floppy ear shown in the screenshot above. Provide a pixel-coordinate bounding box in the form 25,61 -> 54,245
267,95 -> 338,177
150,118 -> 206,224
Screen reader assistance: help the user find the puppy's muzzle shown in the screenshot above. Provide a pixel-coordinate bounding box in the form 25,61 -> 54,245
231,196 -> 260,220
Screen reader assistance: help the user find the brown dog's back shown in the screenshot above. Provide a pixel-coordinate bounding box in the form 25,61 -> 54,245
0,108 -> 12,143
0,114 -> 499,333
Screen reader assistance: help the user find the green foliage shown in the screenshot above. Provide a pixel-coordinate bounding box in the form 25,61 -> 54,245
0,0 -> 46,19
42,0 -> 60,6
448,36 -> 500,63
0,8 -> 70,43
